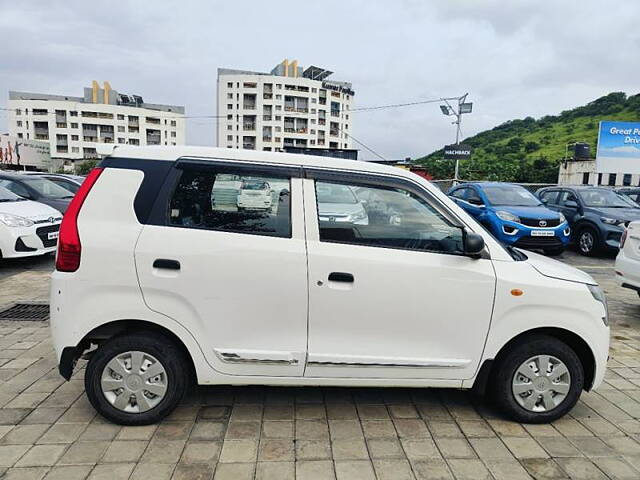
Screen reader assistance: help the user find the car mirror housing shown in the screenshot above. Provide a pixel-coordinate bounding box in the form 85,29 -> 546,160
464,231 -> 485,258
565,200 -> 578,208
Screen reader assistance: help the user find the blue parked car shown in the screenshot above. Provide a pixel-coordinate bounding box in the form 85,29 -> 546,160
448,182 -> 570,255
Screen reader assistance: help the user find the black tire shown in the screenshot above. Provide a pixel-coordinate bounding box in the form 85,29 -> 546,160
543,247 -> 564,256
576,226 -> 599,256
85,332 -> 189,425
492,335 -> 584,423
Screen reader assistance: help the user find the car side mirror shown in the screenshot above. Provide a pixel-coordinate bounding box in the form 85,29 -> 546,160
565,200 -> 578,208
540,198 -> 548,204
464,231 -> 485,258
468,198 -> 484,207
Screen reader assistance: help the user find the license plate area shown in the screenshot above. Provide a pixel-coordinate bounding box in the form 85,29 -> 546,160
531,230 -> 554,237
47,232 -> 59,240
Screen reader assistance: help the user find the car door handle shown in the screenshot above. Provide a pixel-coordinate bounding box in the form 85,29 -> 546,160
328,272 -> 354,283
153,259 -> 181,270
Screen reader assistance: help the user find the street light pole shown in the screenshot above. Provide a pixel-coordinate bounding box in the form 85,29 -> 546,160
440,93 -> 471,183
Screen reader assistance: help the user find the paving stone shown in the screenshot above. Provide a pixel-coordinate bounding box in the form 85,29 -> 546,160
3,466 -> 49,480
0,444 -> 30,467
469,437 -> 514,460
58,441 -> 110,465
15,444 -> 67,467
0,408 -> 31,425
394,418 -> 430,438
87,463 -> 135,480
115,425 -> 157,441
326,404 -> 358,420
130,463 -> 175,480
603,436 -> 640,455
218,439 -> 258,463
484,459 -> 532,480
43,465 -> 92,480
255,461 -> 295,480
521,458 -> 569,479
332,437 -> 369,460
434,437 -> 476,459
357,405 -> 390,420
295,439 -> 332,460
334,459 -> 376,480
263,405 -> 294,421
569,436 -> 616,457
225,420 -> 260,440
138,439 -> 186,464
1,424 -> 49,444
502,436 -> 549,459
413,458 -> 454,479
401,438 -> 441,460
329,419 -> 364,439
294,459 -> 335,480
448,458 -> 492,479
361,420 -> 396,438
261,420 -> 293,438
555,457 -> 608,479
172,463 -> 215,480
152,422 -> 191,441
257,438 -> 294,462
537,436 -> 584,457
372,458 -> 414,480
213,462 -> 255,480
37,423 -> 85,444
593,457 -> 640,479
100,440 -> 148,463
296,420 -> 330,440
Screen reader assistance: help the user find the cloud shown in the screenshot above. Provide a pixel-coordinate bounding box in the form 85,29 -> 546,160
1,0 -> 639,160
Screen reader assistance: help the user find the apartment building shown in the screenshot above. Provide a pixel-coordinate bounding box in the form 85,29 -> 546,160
217,59 -> 354,152
7,82 -> 185,160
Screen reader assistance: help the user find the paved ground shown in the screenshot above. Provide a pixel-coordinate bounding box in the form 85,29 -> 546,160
0,250 -> 639,479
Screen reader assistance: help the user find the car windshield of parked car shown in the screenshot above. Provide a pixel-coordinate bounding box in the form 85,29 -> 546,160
21,178 -> 74,199
482,185 -> 542,206
0,185 -> 25,202
579,189 -> 638,208
316,183 -> 358,204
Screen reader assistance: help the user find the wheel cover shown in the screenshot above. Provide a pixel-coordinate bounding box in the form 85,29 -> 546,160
100,350 -> 168,413
579,231 -> 594,252
511,355 -> 571,413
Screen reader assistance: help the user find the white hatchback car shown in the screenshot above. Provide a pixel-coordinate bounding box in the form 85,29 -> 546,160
0,185 -> 62,259
615,221 -> 640,297
50,146 -> 610,425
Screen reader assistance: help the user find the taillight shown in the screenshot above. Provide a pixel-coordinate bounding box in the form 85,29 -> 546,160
620,228 -> 628,249
55,168 -> 104,272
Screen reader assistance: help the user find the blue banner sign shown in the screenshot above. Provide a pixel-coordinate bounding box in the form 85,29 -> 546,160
596,121 -> 640,173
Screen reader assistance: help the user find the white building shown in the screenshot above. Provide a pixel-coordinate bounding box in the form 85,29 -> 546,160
559,159 -> 640,187
217,59 -> 354,153
7,82 -> 186,161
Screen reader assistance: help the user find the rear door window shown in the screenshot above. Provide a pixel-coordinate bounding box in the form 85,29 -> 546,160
168,166 -> 292,238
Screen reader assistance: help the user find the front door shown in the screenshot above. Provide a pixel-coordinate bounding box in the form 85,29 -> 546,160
303,174 -> 496,380
135,160 -> 308,376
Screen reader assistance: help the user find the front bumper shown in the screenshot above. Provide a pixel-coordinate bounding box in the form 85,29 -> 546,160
496,221 -> 571,249
0,223 -> 60,258
602,225 -> 624,250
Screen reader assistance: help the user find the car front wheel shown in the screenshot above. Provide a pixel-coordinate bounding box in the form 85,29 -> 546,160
577,227 -> 599,256
492,335 -> 583,423
85,332 -> 189,425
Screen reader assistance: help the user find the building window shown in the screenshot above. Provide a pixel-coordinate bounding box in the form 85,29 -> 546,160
71,135 -> 79,141
15,109 -> 21,116
171,120 -> 176,127
70,111 -> 78,116
17,133 -> 23,138
623,173 -> 632,186
227,125 -> 233,130
72,147 -> 79,153
582,173 -> 590,185
276,84 -> 282,89
227,135 -> 233,141
276,95 -> 282,100
16,121 -> 22,127
227,82 -> 233,88
597,173 -> 602,185
171,131 -> 176,138
227,114 -> 232,120
227,104 -> 233,109
117,114 -> 125,120
227,93 -> 233,99
608,174 -> 617,186
118,138 -> 125,144
117,126 -> 125,132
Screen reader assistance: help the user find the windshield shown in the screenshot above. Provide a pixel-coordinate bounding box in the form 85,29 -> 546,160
21,177 -> 74,198
316,183 -> 358,204
482,185 -> 542,206
579,189 -> 638,208
0,186 -> 24,202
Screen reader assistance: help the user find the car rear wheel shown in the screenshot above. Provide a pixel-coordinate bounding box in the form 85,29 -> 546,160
577,227 -> 599,256
492,335 -> 583,423
85,332 -> 189,425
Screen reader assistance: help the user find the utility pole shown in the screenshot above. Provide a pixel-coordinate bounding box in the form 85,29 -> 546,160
440,93 -> 473,183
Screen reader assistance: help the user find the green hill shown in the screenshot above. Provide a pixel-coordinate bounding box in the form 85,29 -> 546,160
415,92 -> 640,183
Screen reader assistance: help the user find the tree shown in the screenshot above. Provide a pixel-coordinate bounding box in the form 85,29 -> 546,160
76,159 -> 99,175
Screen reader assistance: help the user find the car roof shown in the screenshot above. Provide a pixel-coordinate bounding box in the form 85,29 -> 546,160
101,145 -> 416,180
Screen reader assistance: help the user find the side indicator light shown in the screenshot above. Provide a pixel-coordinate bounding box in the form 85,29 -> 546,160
510,289 -> 524,296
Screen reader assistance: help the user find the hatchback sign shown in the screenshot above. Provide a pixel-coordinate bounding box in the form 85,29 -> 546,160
443,144 -> 472,160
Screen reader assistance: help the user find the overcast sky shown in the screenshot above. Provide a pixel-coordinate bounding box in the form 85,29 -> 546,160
1,0 -> 638,160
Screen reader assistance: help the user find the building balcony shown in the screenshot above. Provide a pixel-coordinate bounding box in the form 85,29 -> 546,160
317,139 -> 325,146
56,123 -> 67,129
243,124 -> 256,131
263,115 -> 272,121
83,136 -> 98,142
263,93 -> 273,100
146,117 -> 161,124
33,110 -> 48,116
243,143 -> 256,149
296,108 -> 309,113
331,111 -> 340,117
263,136 -> 272,142
243,104 -> 256,110
35,134 -> 49,140
330,130 -> 339,136
318,119 -> 326,126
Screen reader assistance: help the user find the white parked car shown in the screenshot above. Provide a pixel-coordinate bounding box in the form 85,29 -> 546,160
615,221 -> 640,297
0,185 -> 62,259
236,179 -> 272,211
317,183 -> 368,225
50,146 -> 609,425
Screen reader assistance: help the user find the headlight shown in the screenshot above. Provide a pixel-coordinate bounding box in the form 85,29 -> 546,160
601,217 -> 624,226
0,213 -> 34,228
496,210 -> 520,223
558,212 -> 566,224
587,284 -> 608,326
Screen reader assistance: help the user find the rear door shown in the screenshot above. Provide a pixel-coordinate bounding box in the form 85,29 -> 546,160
135,159 -> 308,377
